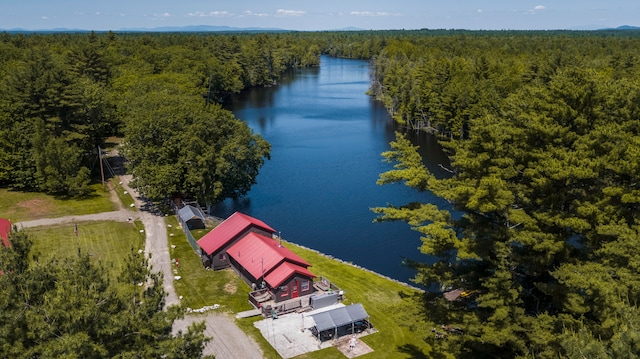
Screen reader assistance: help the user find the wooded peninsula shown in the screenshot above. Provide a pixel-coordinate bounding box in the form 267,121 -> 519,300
1,30 -> 639,358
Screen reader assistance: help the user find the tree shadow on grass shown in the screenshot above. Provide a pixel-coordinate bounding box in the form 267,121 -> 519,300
396,344 -> 429,359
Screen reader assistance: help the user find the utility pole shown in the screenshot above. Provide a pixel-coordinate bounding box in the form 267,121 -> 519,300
98,145 -> 105,191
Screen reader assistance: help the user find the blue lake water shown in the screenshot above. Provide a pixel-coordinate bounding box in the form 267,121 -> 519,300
216,56 -> 451,286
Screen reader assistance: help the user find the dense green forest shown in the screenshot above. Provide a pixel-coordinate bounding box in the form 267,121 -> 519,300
371,32 -> 640,358
1,30 -> 639,358
0,31 -> 321,202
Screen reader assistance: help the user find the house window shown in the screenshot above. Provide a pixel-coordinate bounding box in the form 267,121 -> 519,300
301,280 -> 309,291
280,285 -> 288,297
219,253 -> 226,260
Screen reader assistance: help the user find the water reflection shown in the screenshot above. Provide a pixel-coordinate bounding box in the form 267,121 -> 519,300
218,56 -> 451,285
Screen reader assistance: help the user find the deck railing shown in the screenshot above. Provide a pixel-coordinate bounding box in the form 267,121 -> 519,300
249,288 -> 272,308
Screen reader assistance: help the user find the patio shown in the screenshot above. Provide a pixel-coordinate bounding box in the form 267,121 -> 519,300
254,303 -> 376,358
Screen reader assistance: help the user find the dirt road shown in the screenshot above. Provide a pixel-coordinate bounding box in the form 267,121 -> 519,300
17,210 -> 138,229
119,175 -> 264,359
173,313 -> 264,359
17,175 -> 264,359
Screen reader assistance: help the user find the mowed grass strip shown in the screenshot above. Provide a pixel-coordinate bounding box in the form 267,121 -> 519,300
166,216 -> 251,313
0,183 -> 116,222
27,220 -> 145,280
109,179 -> 136,210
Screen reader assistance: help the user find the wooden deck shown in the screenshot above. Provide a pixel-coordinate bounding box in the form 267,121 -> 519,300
249,277 -> 343,317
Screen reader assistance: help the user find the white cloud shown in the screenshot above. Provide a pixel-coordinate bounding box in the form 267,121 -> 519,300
187,11 -> 230,17
350,11 -> 392,17
154,12 -> 171,18
525,5 -> 547,15
477,9 -> 483,13
243,11 -> 269,17
276,9 -> 305,17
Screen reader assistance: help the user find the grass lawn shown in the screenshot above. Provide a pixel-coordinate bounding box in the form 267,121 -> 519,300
27,220 -> 145,280
166,216 -> 253,313
169,216 -> 433,359
0,182 -> 117,222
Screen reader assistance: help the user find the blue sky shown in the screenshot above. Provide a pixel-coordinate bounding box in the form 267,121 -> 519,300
1,1 -> 638,31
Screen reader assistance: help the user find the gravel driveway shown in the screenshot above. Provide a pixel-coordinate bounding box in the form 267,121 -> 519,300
18,175 -> 265,359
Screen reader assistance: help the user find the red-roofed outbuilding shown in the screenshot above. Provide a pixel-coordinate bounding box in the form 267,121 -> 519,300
197,211 -> 276,269
227,233 -> 315,302
0,218 -> 11,248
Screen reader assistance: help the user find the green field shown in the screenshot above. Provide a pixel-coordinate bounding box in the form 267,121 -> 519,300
27,220 -> 145,280
0,183 -> 117,222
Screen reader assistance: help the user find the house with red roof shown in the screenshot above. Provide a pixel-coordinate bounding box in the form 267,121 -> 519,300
0,218 -> 11,248
197,212 -> 316,303
197,211 -> 276,269
227,232 -> 316,302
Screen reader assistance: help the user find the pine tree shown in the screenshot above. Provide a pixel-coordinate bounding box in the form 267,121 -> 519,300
0,230 -> 212,358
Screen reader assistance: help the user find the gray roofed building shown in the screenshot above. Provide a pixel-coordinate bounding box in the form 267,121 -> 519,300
178,205 -> 206,230
310,303 -> 371,341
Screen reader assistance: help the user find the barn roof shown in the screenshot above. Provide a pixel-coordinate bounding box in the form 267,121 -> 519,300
264,261 -> 316,288
227,232 -> 311,281
197,211 -> 275,255
178,205 -> 205,223
0,218 -> 11,248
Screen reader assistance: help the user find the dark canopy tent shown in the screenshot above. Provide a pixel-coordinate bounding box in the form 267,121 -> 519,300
310,303 -> 371,342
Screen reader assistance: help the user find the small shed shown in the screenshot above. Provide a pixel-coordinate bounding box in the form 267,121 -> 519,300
310,303 -> 371,342
0,218 -> 11,248
178,205 -> 206,230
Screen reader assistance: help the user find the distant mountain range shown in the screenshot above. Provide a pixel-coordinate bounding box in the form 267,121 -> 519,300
604,25 -> 640,30
121,25 -> 288,32
1,25 -> 638,33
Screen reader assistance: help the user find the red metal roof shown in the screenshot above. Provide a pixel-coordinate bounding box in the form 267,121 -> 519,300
197,212 -> 275,255
0,218 -> 11,248
264,261 -> 316,288
227,232 -> 312,281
